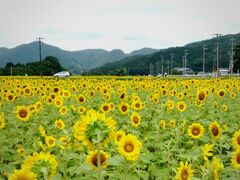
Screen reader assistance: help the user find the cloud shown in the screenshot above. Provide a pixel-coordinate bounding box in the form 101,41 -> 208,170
0,0 -> 240,52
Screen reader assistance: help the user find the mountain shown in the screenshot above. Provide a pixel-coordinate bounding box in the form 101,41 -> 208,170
0,42 -> 157,74
90,33 -> 240,75
129,48 -> 159,56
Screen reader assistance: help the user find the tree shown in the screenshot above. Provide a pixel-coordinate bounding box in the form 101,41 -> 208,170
233,45 -> 240,72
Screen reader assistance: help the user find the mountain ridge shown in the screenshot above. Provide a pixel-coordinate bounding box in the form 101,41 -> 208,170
0,42 -> 159,73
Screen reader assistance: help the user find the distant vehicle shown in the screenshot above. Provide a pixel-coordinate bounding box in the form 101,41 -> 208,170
53,71 -> 70,78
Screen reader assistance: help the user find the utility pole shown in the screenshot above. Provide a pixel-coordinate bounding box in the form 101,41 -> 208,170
36,37 -> 44,77
161,55 -> 164,75
156,61 -> 160,76
203,45 -> 207,75
214,33 -> 221,77
230,38 -> 234,75
170,54 -> 174,75
184,50 -> 188,75
182,55 -> 185,76
10,66 -> 12,76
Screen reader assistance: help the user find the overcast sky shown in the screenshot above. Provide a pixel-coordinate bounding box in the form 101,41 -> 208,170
0,0 -> 240,53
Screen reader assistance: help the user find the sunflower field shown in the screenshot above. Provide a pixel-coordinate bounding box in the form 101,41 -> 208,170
0,76 -> 240,180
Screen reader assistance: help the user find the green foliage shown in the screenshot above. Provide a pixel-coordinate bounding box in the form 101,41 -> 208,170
0,56 -> 65,76
233,44 -> 240,72
90,33 -> 240,75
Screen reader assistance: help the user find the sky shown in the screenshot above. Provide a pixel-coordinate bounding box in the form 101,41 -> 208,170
0,0 -> 240,53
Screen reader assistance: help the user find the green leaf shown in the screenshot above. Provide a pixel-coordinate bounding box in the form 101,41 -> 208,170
108,155 -> 125,166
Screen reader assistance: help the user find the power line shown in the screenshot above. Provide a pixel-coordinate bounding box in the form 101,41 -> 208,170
203,45 -> 207,75
213,33 -> 222,77
36,37 -> 44,77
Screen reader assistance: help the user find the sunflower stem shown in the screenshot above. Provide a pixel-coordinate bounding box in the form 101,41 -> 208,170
97,131 -> 102,180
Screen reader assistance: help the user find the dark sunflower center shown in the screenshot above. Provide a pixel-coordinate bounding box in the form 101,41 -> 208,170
237,153 -> 240,164
122,105 -> 127,112
133,116 -> 139,124
163,90 -> 166,95
8,95 -> 13,100
179,104 -> 184,109
198,93 -> 205,101
79,97 -> 84,102
124,142 -> 134,152
135,103 -> 140,108
92,153 -> 106,167
211,125 -> 219,136
219,91 -> 224,96
25,89 -> 30,93
120,93 -> 125,99
57,123 -> 62,128
192,127 -> 200,136
54,88 -> 59,93
237,136 -> 240,145
103,106 -> 109,111
62,108 -> 66,113
49,140 -> 54,145
181,169 -> 188,180
117,134 -> 122,141
19,109 -> 27,118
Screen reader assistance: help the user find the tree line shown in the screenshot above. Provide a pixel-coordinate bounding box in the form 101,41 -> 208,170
0,56 -> 65,76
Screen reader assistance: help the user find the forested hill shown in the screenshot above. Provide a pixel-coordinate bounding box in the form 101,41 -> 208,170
89,33 -> 240,75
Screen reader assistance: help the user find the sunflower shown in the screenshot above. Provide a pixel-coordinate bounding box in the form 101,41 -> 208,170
17,147 -> 26,156
114,130 -> 126,144
0,113 -> 5,129
45,136 -> 56,148
22,152 -> 58,179
197,89 -> 206,101
177,101 -> 187,112
169,119 -> 176,128
73,109 -> 116,149
222,104 -> 228,112
118,134 -> 142,161
78,106 -> 86,115
6,93 -> 15,102
232,130 -> 240,149
24,87 -> 31,96
230,92 -> 236,99
54,119 -> 65,130
38,126 -> 46,137
212,156 -> 224,171
217,89 -> 225,97
131,100 -> 144,111
76,94 -> 86,103
54,97 -> 63,108
160,120 -> 166,129
202,144 -> 214,165
166,100 -> 174,110
231,149 -> 240,169
8,168 -> 37,180
59,136 -> 68,149
62,90 -> 71,98
130,112 -> 141,127
86,150 -> 109,169
176,161 -> 194,180
209,121 -> 221,139
188,123 -> 204,139
16,106 -> 31,121
70,105 -> 76,112
119,102 -> 129,115
34,101 -> 42,112
100,103 -> 111,113
59,106 -> 68,115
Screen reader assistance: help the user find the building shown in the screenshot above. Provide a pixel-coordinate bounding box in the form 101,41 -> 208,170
173,68 -> 194,75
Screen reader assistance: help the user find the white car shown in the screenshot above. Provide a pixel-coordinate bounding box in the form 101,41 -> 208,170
53,71 -> 70,78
